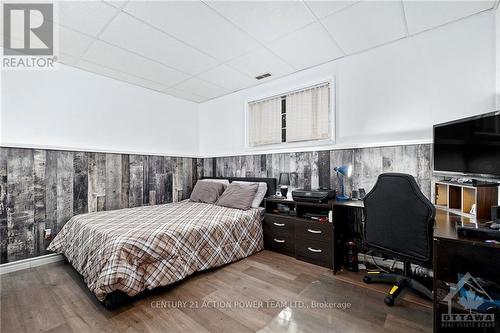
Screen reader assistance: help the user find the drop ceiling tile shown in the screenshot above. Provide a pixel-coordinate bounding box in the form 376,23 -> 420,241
103,1 -> 129,10
83,40 -> 189,87
123,1 -> 259,61
268,23 -> 344,70
305,0 -> 359,18
207,1 -> 315,43
403,1 -> 495,34
198,64 -> 256,91
74,59 -> 167,92
163,88 -> 206,103
174,78 -> 229,99
57,1 -> 119,37
57,53 -> 79,66
321,1 -> 407,54
59,26 -> 94,58
227,48 -> 295,80
100,13 -> 218,75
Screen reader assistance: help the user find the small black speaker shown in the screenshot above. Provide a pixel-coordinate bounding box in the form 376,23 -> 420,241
492,206 -> 499,223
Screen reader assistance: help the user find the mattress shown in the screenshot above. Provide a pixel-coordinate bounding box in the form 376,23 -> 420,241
47,200 -> 264,301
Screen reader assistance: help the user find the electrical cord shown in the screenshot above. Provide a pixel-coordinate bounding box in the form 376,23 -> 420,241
371,255 -> 389,273
389,259 -> 396,271
363,250 -> 389,273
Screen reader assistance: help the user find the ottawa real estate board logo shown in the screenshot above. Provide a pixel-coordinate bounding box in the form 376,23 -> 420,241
2,2 -> 58,69
441,273 -> 497,329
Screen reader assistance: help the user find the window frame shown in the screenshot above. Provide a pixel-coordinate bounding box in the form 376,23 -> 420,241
244,76 -> 336,151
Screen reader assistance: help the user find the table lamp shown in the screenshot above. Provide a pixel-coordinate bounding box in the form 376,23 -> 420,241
279,172 -> 290,198
334,165 -> 352,200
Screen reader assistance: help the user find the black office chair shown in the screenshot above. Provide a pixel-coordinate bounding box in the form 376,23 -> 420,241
362,173 -> 435,306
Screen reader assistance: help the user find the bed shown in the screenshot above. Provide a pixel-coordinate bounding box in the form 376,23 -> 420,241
47,177 -> 276,309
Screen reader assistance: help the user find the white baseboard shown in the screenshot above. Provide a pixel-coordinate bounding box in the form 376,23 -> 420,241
0,253 -> 64,275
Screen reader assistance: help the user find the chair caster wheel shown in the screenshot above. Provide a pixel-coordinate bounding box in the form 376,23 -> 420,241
384,296 -> 394,306
363,276 -> 372,284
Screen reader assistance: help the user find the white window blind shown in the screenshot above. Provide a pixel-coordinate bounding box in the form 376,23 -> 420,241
286,84 -> 330,142
248,97 -> 282,146
247,82 -> 331,147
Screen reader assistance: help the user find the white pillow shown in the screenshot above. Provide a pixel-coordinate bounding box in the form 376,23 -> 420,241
233,181 -> 268,208
200,178 -> 230,186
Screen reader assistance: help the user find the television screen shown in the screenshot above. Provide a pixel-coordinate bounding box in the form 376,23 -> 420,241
433,112 -> 500,177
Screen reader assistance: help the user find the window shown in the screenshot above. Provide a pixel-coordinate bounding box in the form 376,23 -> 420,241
247,82 -> 331,147
248,96 -> 282,146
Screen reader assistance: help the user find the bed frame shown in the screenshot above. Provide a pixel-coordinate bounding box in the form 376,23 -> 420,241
101,176 -> 277,310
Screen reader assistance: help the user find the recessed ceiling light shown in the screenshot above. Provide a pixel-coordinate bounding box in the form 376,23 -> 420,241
255,73 -> 271,80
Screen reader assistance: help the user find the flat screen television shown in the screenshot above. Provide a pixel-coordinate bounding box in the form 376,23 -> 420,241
433,111 -> 500,177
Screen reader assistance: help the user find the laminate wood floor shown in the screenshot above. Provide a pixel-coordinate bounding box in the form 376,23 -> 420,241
1,251 -> 432,333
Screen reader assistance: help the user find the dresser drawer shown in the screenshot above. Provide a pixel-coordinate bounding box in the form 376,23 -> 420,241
264,234 -> 294,256
295,220 -> 332,242
295,240 -> 333,268
263,215 -> 295,237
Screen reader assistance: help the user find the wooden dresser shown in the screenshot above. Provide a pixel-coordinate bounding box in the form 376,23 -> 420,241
263,198 -> 334,268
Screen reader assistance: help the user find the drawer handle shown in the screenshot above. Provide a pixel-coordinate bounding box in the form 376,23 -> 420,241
273,222 -> 285,227
307,247 -> 322,253
273,238 -> 285,243
307,229 -> 322,234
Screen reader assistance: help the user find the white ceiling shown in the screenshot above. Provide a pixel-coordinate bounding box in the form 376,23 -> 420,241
40,1 -> 498,102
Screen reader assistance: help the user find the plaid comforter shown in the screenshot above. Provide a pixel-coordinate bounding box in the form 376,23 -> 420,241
48,200 -> 264,301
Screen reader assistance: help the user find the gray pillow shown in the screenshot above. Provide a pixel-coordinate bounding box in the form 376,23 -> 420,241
232,181 -> 268,208
190,181 -> 226,204
216,183 -> 258,210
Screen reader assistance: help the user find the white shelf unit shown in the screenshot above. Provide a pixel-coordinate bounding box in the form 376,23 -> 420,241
435,181 -> 477,216
434,181 -> 498,219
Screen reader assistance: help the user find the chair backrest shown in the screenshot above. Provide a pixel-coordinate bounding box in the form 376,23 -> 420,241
363,173 -> 435,265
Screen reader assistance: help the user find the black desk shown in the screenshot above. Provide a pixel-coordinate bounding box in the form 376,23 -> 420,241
432,208 -> 500,333
334,200 -> 500,333
332,199 -> 500,253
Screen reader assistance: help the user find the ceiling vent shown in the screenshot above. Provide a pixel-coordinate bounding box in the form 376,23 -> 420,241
255,73 -> 271,80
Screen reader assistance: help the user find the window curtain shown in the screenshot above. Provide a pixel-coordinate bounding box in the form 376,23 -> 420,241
286,84 -> 330,142
248,97 -> 282,146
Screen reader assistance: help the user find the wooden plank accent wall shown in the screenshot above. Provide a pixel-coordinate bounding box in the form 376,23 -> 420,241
73,152 -> 88,216
33,150 -> 46,256
198,144 -> 432,202
6,148 -> 35,262
1,144 -> 430,264
0,149 -> 8,263
0,147 -> 199,264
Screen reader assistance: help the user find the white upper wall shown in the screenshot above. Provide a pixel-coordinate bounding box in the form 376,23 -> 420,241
1,64 -> 199,156
199,11 -> 497,157
1,10 -> 496,159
